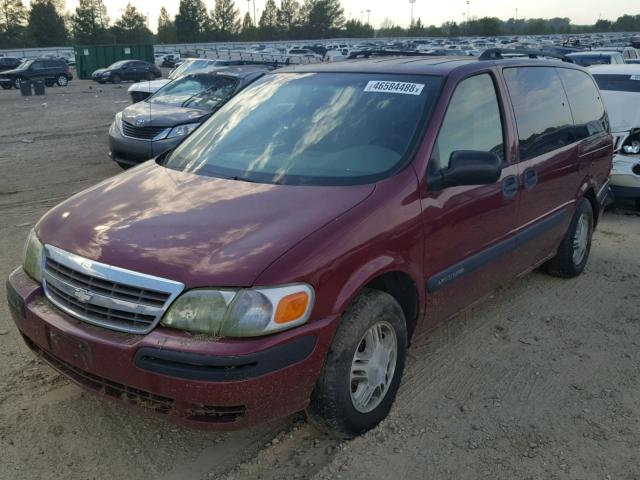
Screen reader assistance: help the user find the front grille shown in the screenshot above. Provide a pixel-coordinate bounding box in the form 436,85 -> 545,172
42,245 -> 183,334
122,121 -> 166,140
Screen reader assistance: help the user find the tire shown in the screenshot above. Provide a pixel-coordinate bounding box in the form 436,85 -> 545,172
307,289 -> 407,438
56,74 -> 68,87
542,198 -> 594,278
111,74 -> 121,84
14,76 -> 26,89
1,83 -> 11,90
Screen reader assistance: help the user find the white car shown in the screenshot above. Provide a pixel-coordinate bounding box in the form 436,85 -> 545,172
591,64 -> 640,206
127,59 -> 248,103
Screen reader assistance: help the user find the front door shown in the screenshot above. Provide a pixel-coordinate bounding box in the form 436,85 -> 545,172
419,72 -> 520,332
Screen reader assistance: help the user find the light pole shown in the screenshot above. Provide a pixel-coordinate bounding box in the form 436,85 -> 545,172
466,0 -> 470,22
253,0 -> 257,27
409,0 -> 416,27
366,9 -> 371,25
515,8 -> 518,21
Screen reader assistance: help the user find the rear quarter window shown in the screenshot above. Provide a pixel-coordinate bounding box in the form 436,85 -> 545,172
593,74 -> 640,93
556,68 -> 608,140
504,67 -> 574,161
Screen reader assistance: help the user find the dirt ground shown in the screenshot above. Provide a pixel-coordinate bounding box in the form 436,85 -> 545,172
1,77 -> 639,480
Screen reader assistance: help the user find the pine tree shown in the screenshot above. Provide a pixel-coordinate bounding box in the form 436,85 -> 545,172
277,0 -> 300,36
157,7 -> 176,43
240,11 -> 255,40
0,0 -> 27,47
258,0 -> 277,38
303,0 -> 344,38
27,0 -> 68,46
111,3 -> 153,43
175,0 -> 208,43
211,0 -> 240,39
72,0 -> 109,44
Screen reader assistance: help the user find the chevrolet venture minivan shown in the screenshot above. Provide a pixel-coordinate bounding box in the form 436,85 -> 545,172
7,55 -> 612,437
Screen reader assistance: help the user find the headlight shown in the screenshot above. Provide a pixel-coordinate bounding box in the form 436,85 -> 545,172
113,112 -> 123,134
166,123 -> 199,139
160,284 -> 314,337
23,228 -> 44,283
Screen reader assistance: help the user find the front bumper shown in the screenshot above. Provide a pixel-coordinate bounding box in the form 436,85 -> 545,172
108,125 -> 184,167
7,268 -> 338,429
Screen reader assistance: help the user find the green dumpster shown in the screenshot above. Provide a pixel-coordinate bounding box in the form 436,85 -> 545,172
73,44 -> 154,80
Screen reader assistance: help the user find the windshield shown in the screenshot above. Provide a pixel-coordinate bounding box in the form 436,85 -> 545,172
107,60 -> 128,70
149,74 -> 238,110
163,72 -> 442,185
16,60 -> 32,70
168,60 -> 215,80
569,55 -> 612,67
593,74 -> 640,92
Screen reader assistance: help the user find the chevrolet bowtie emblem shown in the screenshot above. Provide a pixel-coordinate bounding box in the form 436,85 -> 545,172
73,287 -> 92,303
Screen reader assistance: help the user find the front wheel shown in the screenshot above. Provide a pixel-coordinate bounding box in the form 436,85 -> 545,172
307,289 -> 407,438
111,74 -> 121,84
56,74 -> 68,87
14,77 -> 26,89
543,198 -> 594,278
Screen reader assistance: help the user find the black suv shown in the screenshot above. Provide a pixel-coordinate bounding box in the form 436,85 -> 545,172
0,58 -> 73,90
91,60 -> 162,84
0,57 -> 22,72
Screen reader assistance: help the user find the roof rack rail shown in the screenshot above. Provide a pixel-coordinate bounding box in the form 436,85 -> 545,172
479,48 -> 574,63
347,50 -> 428,59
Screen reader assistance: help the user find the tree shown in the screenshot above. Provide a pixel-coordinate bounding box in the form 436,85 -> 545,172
407,17 -> 424,36
157,7 -> 176,43
0,0 -> 27,47
27,0 -> 67,46
303,0 -> 344,38
258,0 -> 277,38
277,0 -> 301,37
344,19 -> 373,38
211,0 -> 240,39
175,0 -> 208,43
593,19 -> 611,32
111,3 -> 153,43
240,11 -> 257,40
72,0 -> 110,44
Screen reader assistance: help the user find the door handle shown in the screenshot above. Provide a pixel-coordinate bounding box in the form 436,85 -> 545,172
501,175 -> 518,198
523,168 -> 538,190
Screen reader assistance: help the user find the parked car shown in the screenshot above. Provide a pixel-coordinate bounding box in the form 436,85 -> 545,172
567,51 -> 625,67
0,58 -> 72,89
91,60 -> 161,84
593,46 -> 639,61
590,64 -> 640,206
110,66 -> 268,168
127,59 -> 261,103
8,55 -> 612,438
0,56 -> 22,72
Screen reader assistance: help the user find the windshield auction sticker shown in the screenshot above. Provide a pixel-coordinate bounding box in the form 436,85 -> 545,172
364,80 -> 425,95
631,75 -> 640,81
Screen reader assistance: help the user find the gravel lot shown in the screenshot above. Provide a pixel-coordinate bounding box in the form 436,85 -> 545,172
0,77 -> 639,480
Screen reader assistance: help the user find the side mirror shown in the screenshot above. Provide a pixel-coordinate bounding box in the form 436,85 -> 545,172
429,150 -> 502,191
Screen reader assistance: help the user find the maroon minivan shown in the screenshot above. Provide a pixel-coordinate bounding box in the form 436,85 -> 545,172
7,55 -> 612,437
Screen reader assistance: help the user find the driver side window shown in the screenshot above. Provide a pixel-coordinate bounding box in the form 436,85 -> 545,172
430,73 -> 505,172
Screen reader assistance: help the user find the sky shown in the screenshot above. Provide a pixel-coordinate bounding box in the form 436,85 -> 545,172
33,0 -> 640,34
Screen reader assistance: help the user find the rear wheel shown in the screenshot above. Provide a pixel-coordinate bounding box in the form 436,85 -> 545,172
307,289 -> 407,438
1,83 -> 11,90
111,74 -> 121,84
56,74 -> 68,87
543,198 -> 594,278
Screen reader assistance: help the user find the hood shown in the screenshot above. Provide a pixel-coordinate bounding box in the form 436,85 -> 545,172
0,68 -> 22,76
601,90 -> 640,134
128,79 -> 170,94
92,68 -> 107,76
121,101 -> 209,127
36,162 -> 375,288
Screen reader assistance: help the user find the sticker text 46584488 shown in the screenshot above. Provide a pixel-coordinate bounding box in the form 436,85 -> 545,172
364,80 -> 425,96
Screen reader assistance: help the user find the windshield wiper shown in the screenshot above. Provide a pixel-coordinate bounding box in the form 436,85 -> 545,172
225,175 -> 260,183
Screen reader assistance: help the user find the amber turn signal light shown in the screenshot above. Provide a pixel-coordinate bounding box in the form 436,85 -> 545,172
275,292 -> 310,324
